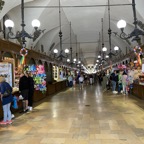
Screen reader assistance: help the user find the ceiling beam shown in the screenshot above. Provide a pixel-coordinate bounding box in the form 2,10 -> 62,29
25,4 -> 132,9
62,41 -> 109,44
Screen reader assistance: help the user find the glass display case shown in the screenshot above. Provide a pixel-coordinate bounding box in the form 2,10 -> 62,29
53,66 -> 59,80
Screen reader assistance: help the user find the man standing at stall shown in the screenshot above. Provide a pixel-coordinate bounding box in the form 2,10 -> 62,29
28,72 -> 34,111
110,70 -> 118,94
19,71 -> 29,113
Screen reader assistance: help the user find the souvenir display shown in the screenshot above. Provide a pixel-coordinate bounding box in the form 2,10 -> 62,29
24,65 -> 47,93
133,46 -> 143,66
117,64 -> 126,70
14,66 -> 23,87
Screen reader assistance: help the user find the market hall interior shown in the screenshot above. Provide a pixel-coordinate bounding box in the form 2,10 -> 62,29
0,85 -> 144,144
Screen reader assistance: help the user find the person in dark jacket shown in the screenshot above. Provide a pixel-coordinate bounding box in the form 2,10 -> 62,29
0,77 -> 13,125
28,72 -> 34,111
19,71 -> 29,112
110,70 -> 118,94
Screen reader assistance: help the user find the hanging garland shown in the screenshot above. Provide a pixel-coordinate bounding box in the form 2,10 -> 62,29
133,46 -> 142,66
20,48 -> 28,65
20,48 -> 28,57
133,46 -> 143,55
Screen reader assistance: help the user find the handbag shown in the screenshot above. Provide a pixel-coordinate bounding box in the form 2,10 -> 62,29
12,96 -> 18,109
3,89 -> 11,97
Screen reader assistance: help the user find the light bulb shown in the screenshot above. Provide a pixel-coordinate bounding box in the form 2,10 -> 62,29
98,55 -> 101,58
73,58 -> 76,62
32,19 -> 41,28
106,55 -> 109,58
102,47 -> 107,52
65,49 -> 69,54
117,19 -> 126,29
67,59 -> 70,62
114,46 -> 119,51
53,49 -> 58,54
5,19 -> 14,28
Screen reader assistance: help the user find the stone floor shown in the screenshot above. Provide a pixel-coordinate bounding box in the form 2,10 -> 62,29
0,85 -> 144,144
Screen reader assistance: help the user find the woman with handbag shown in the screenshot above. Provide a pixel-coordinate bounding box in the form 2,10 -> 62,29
0,77 -> 13,125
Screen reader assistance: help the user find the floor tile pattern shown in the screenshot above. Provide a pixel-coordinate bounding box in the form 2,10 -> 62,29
0,85 -> 144,144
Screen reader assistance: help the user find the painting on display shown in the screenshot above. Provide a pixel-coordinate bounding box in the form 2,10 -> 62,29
0,62 -> 13,87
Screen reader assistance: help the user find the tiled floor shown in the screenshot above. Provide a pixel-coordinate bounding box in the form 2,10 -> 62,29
1,85 -> 144,144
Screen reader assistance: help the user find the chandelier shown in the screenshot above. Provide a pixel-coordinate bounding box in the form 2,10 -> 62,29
53,0 -> 70,60
4,0 -> 43,48
117,0 -> 144,44
107,0 -> 121,58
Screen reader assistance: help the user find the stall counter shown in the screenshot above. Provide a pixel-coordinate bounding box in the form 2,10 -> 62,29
133,83 -> 144,100
0,80 -> 68,119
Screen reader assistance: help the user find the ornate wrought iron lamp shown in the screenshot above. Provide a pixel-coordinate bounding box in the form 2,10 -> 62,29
117,0 -> 144,44
96,21 -> 109,66
0,0 -> 5,11
66,22 -> 73,65
4,0 -> 43,47
54,0 -> 69,60
107,0 -> 121,58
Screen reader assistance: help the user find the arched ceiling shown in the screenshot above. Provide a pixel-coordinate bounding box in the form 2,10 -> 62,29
1,0 -> 144,67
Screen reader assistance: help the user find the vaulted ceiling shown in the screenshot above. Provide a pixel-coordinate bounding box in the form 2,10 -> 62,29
1,0 -> 144,67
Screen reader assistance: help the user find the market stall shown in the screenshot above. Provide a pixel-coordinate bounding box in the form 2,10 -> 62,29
132,58 -> 144,99
24,64 -> 47,102
0,39 -> 68,119
53,65 -> 59,81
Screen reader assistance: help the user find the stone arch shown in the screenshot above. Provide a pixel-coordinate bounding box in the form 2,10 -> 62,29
47,63 -> 53,83
3,52 -> 14,58
38,60 -> 43,65
44,61 -> 48,72
28,58 -> 36,65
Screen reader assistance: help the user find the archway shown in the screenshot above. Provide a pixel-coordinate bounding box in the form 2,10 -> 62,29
38,60 -> 43,65
3,52 -> 13,58
28,58 -> 36,65
47,63 -> 53,83
44,62 -> 48,72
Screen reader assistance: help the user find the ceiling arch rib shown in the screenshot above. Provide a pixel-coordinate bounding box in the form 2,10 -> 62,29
1,0 -> 144,66
0,0 -> 33,20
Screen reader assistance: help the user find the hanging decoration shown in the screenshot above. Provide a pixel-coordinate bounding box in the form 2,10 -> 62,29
20,56 -> 25,65
20,48 -> 28,65
133,46 -> 142,55
133,46 -> 142,66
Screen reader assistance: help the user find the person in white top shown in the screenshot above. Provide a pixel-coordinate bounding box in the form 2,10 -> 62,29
122,71 -> 128,95
79,74 -> 84,89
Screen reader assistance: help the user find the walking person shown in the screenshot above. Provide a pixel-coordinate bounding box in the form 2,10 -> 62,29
118,71 -> 123,94
110,70 -> 118,94
122,71 -> 128,95
79,74 -> 84,90
28,72 -> 34,111
68,74 -> 73,87
102,73 -> 107,91
19,71 -> 29,113
89,75 -> 93,85
0,77 -> 13,125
